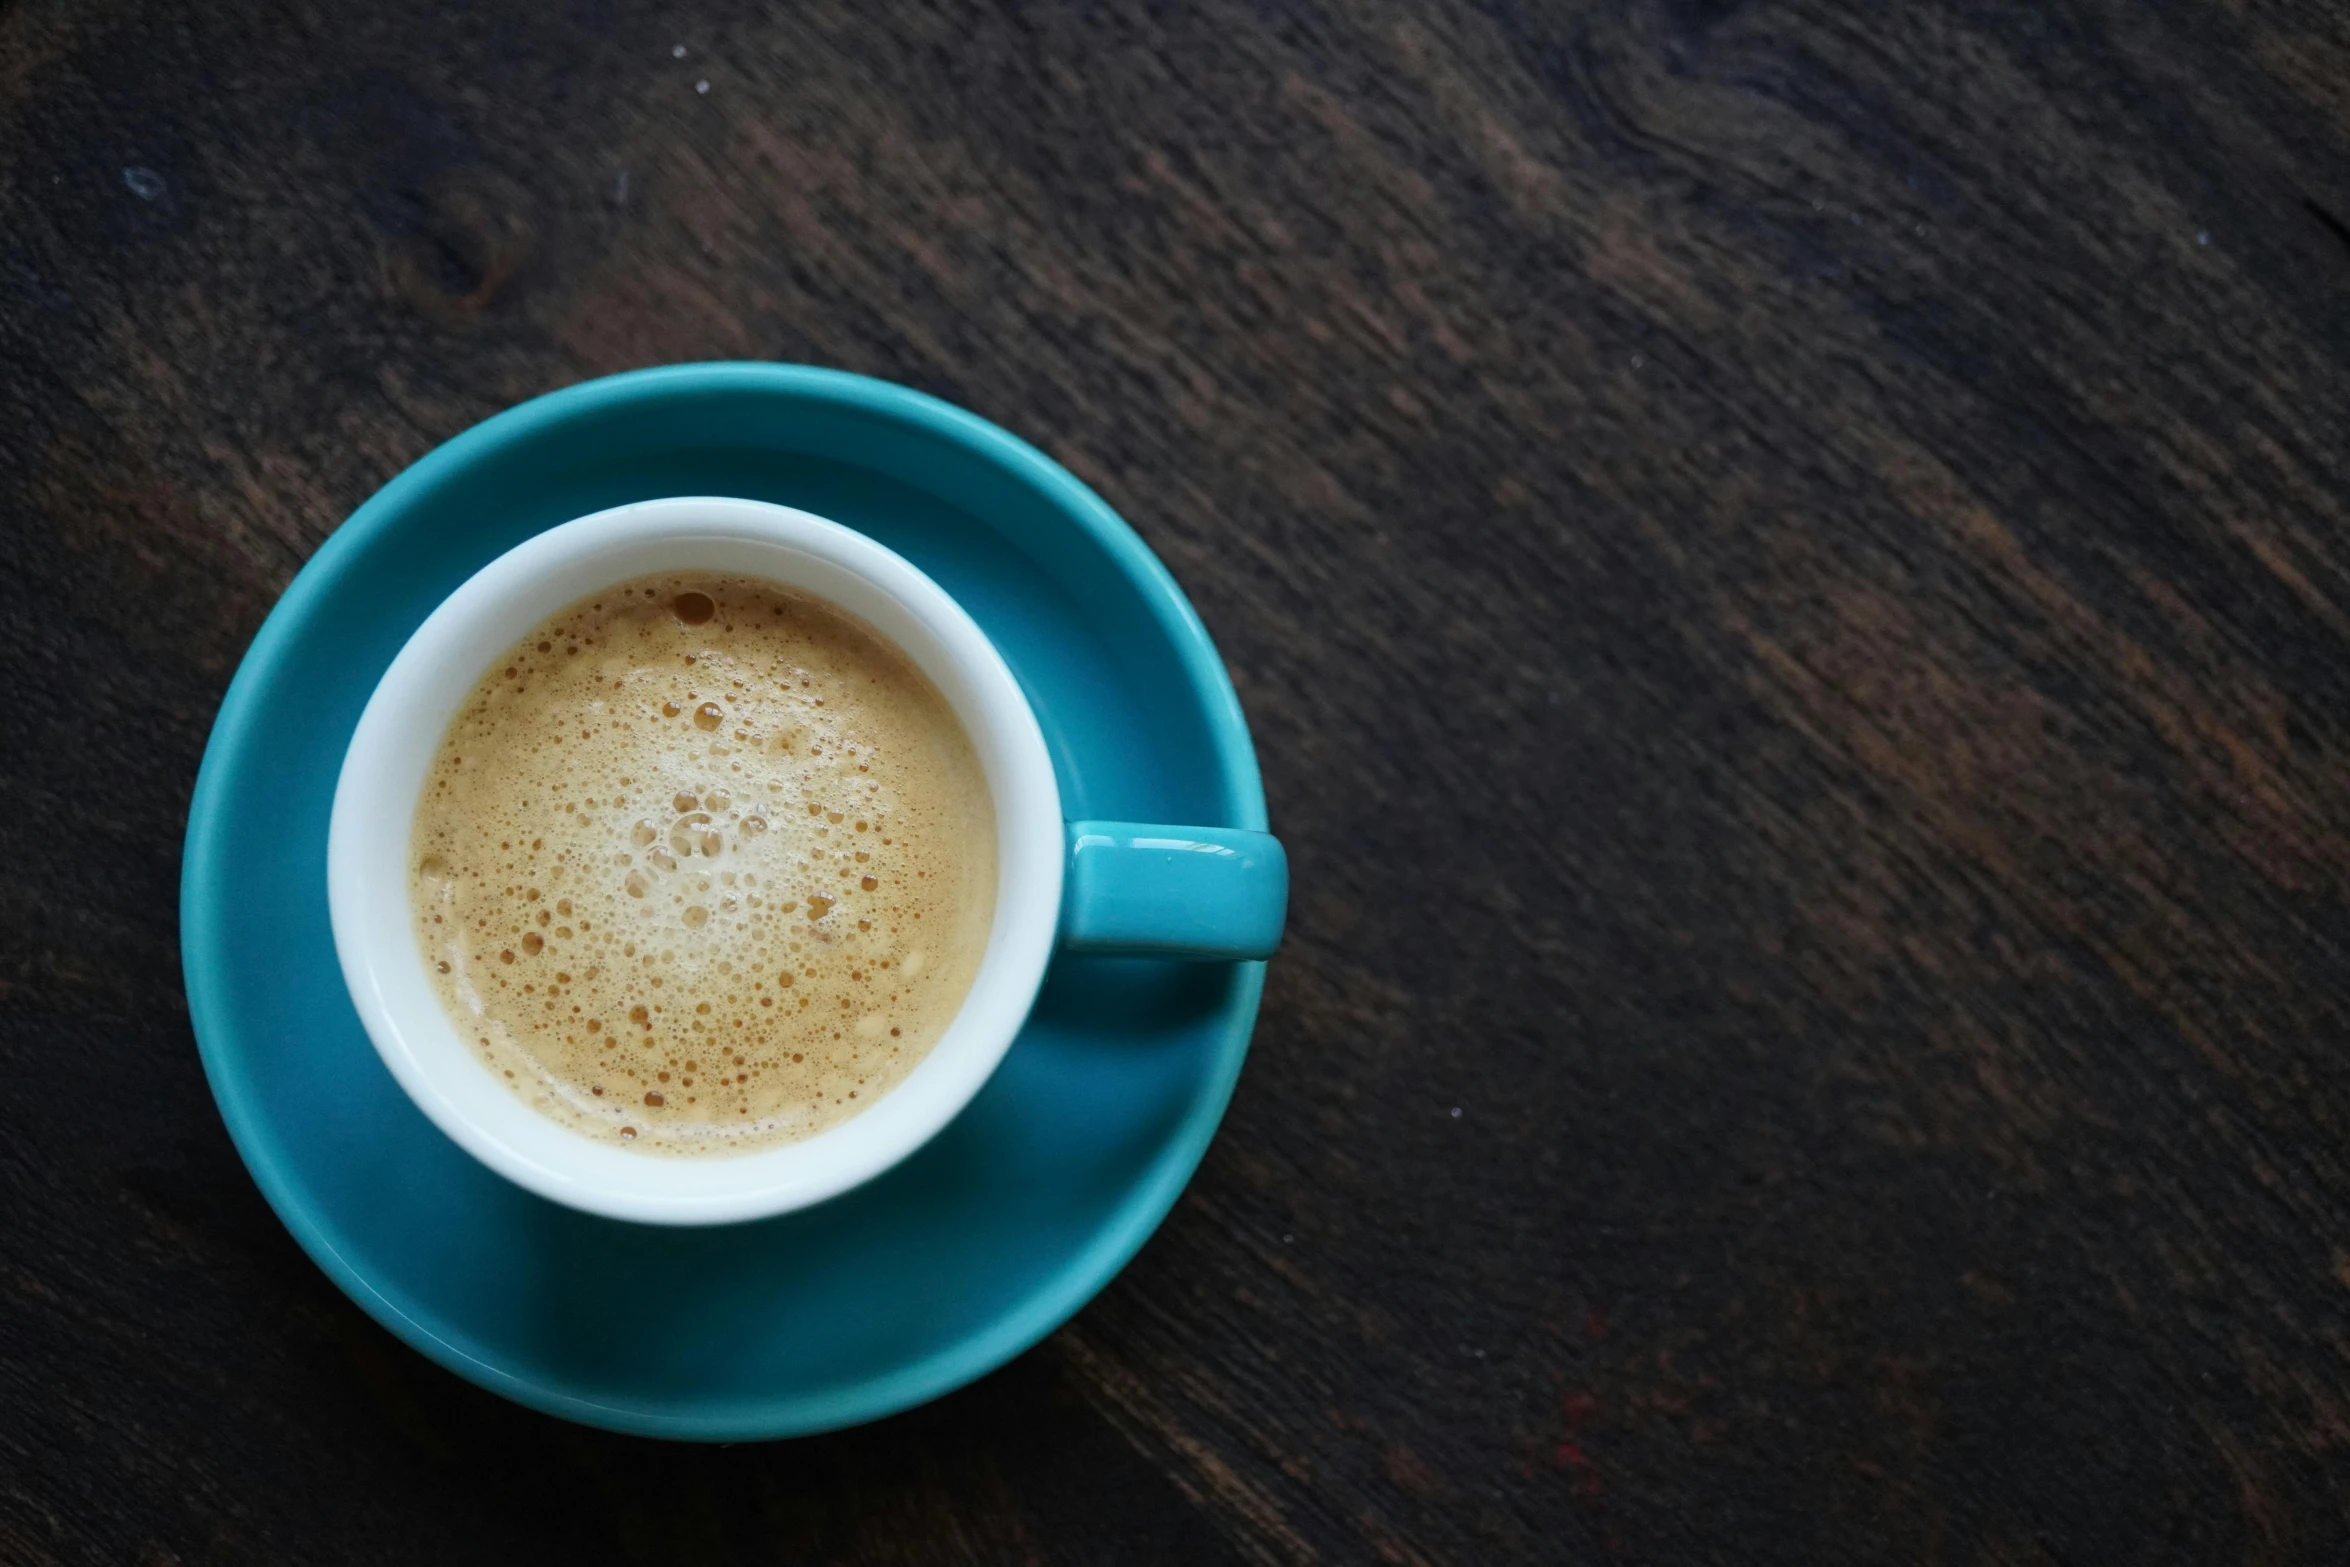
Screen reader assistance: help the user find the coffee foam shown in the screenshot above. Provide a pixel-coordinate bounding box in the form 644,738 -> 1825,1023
410,573 -> 996,1156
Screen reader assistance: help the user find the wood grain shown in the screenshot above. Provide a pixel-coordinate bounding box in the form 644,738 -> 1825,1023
6,0 -> 2350,1560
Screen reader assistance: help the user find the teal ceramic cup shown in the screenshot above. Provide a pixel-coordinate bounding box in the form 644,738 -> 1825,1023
327,495 -> 1286,1226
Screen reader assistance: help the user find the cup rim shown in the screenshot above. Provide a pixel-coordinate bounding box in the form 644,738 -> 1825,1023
326,496 -> 1064,1225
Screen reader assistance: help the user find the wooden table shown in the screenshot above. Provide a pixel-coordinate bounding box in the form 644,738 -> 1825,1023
7,1 -> 2350,1560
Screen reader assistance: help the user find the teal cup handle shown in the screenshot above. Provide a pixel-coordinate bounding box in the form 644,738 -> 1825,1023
1059,822 -> 1289,960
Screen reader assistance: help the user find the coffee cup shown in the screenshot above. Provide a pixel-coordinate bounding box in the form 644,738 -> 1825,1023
328,496 -> 1285,1225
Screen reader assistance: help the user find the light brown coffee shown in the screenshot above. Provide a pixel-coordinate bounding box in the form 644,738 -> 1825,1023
410,572 -> 995,1156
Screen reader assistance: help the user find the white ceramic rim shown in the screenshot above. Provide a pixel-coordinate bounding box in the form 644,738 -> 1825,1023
326,497 -> 1064,1225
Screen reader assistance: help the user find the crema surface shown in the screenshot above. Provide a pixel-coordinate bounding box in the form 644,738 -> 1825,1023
411,573 -> 996,1155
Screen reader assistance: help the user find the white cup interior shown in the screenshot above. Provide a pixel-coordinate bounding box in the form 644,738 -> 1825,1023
327,498 -> 1064,1224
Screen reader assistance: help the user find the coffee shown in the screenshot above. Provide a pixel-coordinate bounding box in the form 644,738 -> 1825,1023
410,572 -> 996,1156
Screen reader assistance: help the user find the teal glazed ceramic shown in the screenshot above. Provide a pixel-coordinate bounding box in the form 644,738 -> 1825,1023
1062,824 -> 1287,958
179,364 -> 1275,1439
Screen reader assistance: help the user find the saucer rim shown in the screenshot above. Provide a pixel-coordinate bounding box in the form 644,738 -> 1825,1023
179,363 -> 1269,1439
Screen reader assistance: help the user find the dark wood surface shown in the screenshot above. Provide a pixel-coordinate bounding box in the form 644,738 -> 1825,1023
7,0 -> 2350,1560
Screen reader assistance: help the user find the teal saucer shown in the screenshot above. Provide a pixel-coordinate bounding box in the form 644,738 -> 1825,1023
179,365 -> 1268,1439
